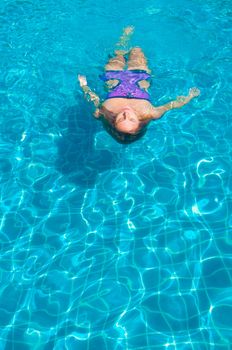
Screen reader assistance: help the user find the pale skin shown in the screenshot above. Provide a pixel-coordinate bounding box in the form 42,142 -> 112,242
78,26 -> 200,136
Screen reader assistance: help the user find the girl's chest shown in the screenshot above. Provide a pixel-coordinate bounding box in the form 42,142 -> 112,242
100,99 -> 153,121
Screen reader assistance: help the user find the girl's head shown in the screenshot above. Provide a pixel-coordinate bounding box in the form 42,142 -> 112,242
100,105 -> 148,144
114,107 -> 140,134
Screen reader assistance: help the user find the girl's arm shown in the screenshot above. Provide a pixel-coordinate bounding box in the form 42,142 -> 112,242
78,75 -> 101,113
151,87 -> 200,120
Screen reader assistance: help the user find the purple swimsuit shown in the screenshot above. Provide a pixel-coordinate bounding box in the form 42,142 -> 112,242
100,70 -> 151,101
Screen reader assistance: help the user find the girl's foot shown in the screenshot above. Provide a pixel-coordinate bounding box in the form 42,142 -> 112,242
115,26 -> 135,54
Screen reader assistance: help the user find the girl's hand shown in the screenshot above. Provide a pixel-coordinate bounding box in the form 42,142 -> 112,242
176,95 -> 187,103
78,74 -> 87,87
189,87 -> 200,98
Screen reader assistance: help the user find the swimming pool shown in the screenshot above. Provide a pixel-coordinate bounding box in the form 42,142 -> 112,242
1,0 -> 232,348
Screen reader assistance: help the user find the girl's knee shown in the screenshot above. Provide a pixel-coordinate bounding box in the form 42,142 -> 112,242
130,47 -> 143,54
105,55 -> 125,70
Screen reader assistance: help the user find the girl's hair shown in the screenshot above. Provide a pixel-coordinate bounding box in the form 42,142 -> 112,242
99,106 -> 148,144
102,118 -> 147,144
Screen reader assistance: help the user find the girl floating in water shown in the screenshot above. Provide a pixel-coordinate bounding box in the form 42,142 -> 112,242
78,26 -> 200,144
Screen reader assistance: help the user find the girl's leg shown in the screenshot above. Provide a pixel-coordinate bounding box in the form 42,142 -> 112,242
104,53 -> 125,88
104,53 -> 126,71
127,47 -> 151,73
115,26 -> 134,55
127,47 -> 151,89
104,26 -> 134,89
104,26 -> 134,71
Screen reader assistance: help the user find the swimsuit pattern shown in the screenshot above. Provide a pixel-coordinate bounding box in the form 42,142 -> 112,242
100,70 -> 151,101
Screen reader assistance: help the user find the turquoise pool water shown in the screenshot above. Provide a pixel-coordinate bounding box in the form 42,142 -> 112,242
1,0 -> 232,349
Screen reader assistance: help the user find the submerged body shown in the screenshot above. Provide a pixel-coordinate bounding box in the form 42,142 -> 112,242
78,27 -> 200,143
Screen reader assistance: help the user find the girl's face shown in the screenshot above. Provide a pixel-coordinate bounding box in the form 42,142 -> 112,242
115,107 -> 140,134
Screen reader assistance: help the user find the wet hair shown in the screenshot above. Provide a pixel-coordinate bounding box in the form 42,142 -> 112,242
98,106 -> 148,144
102,118 -> 147,144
